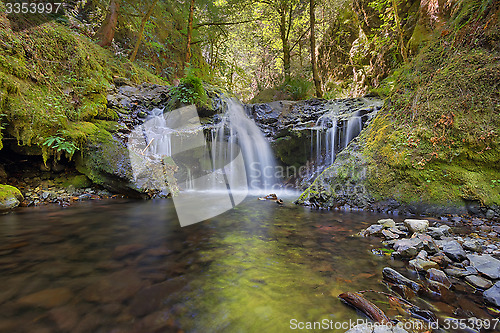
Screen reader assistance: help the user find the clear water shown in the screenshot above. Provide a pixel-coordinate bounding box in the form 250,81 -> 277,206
0,197 -> 494,332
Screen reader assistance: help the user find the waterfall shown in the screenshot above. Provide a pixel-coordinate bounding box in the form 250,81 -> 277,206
211,99 -> 277,190
311,98 -> 382,168
128,98 -> 277,195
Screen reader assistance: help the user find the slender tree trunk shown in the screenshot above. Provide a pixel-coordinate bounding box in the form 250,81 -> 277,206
309,0 -> 322,97
95,0 -> 121,47
130,0 -> 159,62
186,0 -> 196,64
280,8 -> 291,81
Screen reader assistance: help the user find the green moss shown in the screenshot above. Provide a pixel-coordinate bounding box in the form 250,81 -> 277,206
62,175 -> 92,189
0,21 -> 166,160
0,184 -> 23,210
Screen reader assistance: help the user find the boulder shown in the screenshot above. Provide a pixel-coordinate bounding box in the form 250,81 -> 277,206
0,185 -> 23,210
484,281 -> 500,307
403,219 -> 429,233
378,219 -> 396,228
467,254 -> 500,279
465,275 -> 493,289
441,240 -> 467,262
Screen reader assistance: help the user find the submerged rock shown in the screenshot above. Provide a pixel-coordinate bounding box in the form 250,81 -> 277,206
17,288 -> 73,308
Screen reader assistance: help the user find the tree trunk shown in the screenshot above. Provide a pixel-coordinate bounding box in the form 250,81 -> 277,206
309,0 -> 322,97
280,8 -> 291,81
130,0 -> 159,62
94,0 -> 121,47
186,0 -> 196,64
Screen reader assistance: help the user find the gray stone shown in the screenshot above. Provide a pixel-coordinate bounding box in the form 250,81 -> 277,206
378,218 -> 396,228
483,281 -> 500,307
427,268 -> 452,289
465,275 -> 493,289
486,209 -> 495,219
394,238 -> 423,258
441,240 -> 467,262
409,258 -> 439,272
388,227 -> 407,236
364,224 -> 384,236
463,240 -> 482,252
404,219 -> 429,233
427,225 -> 451,239
467,254 -> 500,279
382,229 -> 399,239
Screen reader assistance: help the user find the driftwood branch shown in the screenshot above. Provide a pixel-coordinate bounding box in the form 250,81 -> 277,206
338,292 -> 391,323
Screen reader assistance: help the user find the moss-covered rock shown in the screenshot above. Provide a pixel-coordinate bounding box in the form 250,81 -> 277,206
75,129 -> 144,197
0,184 -> 23,210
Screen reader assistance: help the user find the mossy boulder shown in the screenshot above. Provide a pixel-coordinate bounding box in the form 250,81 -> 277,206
0,184 -> 23,210
76,129 -> 145,197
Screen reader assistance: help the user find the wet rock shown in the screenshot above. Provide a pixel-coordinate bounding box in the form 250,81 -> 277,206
441,240 -> 467,262
393,238 -> 423,258
444,266 -> 477,278
388,227 -> 407,236
382,229 -> 399,239
409,258 -> 439,272
17,287 -> 73,308
49,305 -> 79,331
483,281 -> 500,307
427,225 -> 451,239
112,243 -> 146,259
382,267 -> 423,294
463,240 -> 482,252
0,185 -> 24,210
129,276 -> 188,317
465,275 -> 493,289
363,224 -> 384,236
82,269 -> 143,303
426,268 -> 452,289
467,254 -> 500,279
378,219 -> 396,228
403,219 -> 429,233
429,253 -> 451,267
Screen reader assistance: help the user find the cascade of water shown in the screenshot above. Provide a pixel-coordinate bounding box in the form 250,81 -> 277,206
311,98 -> 381,169
135,98 -> 277,193
211,99 -> 277,190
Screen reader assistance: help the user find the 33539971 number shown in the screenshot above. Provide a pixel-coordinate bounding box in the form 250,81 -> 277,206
5,2 -> 63,14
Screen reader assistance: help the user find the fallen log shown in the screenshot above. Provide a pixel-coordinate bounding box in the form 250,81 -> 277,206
338,292 -> 391,323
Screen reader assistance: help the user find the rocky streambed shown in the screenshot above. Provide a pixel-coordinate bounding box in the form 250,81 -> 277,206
346,215 -> 500,331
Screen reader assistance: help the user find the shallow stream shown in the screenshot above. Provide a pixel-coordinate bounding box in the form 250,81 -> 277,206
0,196 -> 495,332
